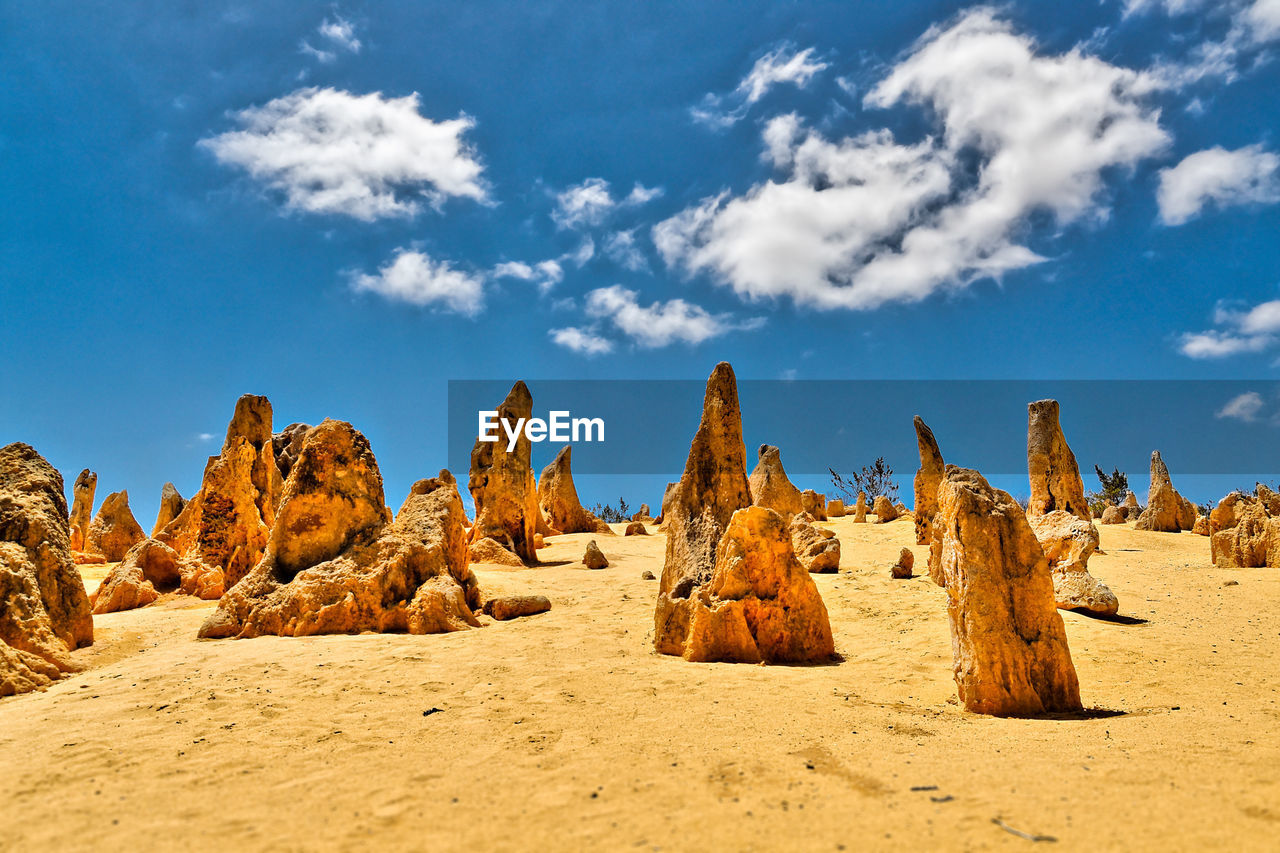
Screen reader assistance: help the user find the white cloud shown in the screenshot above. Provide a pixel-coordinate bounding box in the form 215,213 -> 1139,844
201,88 -> 486,221
583,285 -> 762,348
300,15 -> 362,64
658,9 -> 1168,311
197,432 -> 216,442
548,326 -> 614,356
1179,330 -> 1273,358
351,249 -> 484,315
1157,145 -> 1280,225
552,178 -> 662,230
693,46 -> 828,128
603,230 -> 647,271
492,259 -> 564,293
1216,391 -> 1265,421
1178,298 -> 1280,358
1127,0 -> 1280,84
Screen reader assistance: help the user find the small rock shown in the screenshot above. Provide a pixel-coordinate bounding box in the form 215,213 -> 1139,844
583,540 -> 608,569
641,570 -> 656,580
624,521 -> 648,536
1223,579 -> 1239,587
483,595 -> 551,620
891,548 -> 914,579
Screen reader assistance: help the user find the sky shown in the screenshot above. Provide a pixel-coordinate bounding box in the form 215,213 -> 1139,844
2,0 -> 1280,524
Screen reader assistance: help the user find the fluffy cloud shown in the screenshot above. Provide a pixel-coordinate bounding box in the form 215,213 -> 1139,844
584,285 -> 762,348
492,259 -> 564,293
1157,145 -> 1280,224
658,9 -> 1168,311
1178,298 -> 1280,358
201,88 -> 486,221
351,249 -> 484,315
1216,391 -> 1265,421
603,230 -> 647,271
693,46 -> 828,128
547,327 -> 614,356
552,178 -> 662,230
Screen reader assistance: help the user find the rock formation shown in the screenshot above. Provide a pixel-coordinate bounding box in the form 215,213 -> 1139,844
199,421 -> 481,639
0,444 -> 94,696
151,482 -> 185,537
853,492 -> 867,523
1026,399 -> 1090,521
656,482 -> 678,530
583,540 -> 608,569
625,521 -> 648,536
789,513 -> 840,573
1192,515 -> 1210,536
68,469 -> 96,551
631,504 -> 652,523
1208,486 -> 1280,567
536,445 -> 611,537
85,490 -> 145,562
1100,506 -> 1125,525
1135,451 -> 1195,533
91,539 -> 181,614
872,495 -> 898,523
1029,510 -> 1117,617
827,499 -> 845,518
272,423 -> 312,478
891,548 -> 914,579
800,490 -> 828,521
747,445 -> 803,519
468,382 -> 539,566
929,466 -> 1082,716
912,416 -> 944,546
1123,491 -> 1139,515
483,595 -> 551,620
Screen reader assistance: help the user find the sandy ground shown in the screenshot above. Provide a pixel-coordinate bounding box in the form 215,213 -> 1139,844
2,517 -> 1278,852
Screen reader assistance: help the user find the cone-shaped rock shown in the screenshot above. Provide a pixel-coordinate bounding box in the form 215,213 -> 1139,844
1027,400 -> 1090,521
86,490 -> 145,562
199,422 -> 480,639
68,469 -> 96,551
913,416 -> 944,546
929,466 -> 1082,716
747,445 -> 803,519
468,381 -> 538,566
654,363 -> 753,655
1135,451 -> 1195,532
0,443 -> 93,696
538,445 -> 612,535
583,540 -> 608,569
151,482 -> 185,537
872,495 -> 898,523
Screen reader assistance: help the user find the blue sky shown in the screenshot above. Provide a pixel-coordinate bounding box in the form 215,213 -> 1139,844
3,1 -> 1280,523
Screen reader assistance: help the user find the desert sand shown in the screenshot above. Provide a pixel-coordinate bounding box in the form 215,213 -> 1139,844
2,516 -> 1278,851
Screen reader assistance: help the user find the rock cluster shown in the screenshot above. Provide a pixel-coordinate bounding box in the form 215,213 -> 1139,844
1026,400 -> 1091,521
1029,511 -> 1117,616
0,444 -> 94,696
199,420 -> 481,639
1134,451 -> 1196,532
929,466 -> 1082,716
1209,485 -> 1280,567
789,513 -> 840,573
913,416 -> 944,546
654,363 -> 833,663
68,469 -> 96,552
468,382 -> 539,566
747,445 -> 803,519
537,445 -> 612,536
91,539 -> 181,614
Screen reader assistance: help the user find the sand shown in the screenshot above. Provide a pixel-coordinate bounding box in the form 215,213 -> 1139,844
2,517 -> 1278,851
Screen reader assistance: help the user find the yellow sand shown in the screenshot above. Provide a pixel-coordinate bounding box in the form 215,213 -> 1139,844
2,518 -> 1278,851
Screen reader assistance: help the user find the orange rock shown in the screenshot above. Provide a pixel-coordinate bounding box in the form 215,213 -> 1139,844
800,489 -> 827,521
1029,510 -> 1116,617
68,469 -> 96,552
913,416 -> 944,545
1192,515 -> 1210,536
1135,451 -> 1194,532
747,445 -> 803,519
91,539 -> 182,614
583,540 -> 608,569
1100,506 -> 1125,524
483,595 -> 551,620
537,445 -> 612,536
85,490 -> 145,562
151,482 -> 185,538
468,382 -> 539,565
625,521 -> 648,536
891,548 -> 914,579
853,491 -> 867,523
1026,400 -> 1091,521
827,499 -> 845,518
789,513 -> 840,573
930,466 -> 1082,716
0,443 -> 94,696
872,495 -> 898,523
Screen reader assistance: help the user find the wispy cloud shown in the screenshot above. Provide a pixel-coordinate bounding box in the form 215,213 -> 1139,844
584,285 -> 763,348
552,178 -> 662,230
1178,297 -> 1280,358
350,249 -> 484,315
201,88 -> 486,221
693,45 -> 828,128
492,259 -> 564,294
1157,144 -> 1280,225
1216,391 -> 1265,421
300,14 -> 362,63
548,326 -> 614,356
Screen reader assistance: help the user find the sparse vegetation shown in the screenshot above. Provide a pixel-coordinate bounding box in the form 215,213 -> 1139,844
589,497 -> 632,523
829,458 -> 899,504
1086,465 -> 1128,516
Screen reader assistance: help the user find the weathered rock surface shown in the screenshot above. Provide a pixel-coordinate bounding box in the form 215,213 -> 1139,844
891,548 -> 914,579
152,482 -> 185,537
1209,488 -> 1280,568
747,445 -> 803,519
1135,451 -> 1193,533
1123,491 -> 1139,514
1192,515 -> 1210,536
656,482 -> 678,531
1029,510 -> 1117,617
469,537 -> 527,566
929,466 -> 1082,716
789,513 -> 840,574
156,394 -> 283,596
625,521 -> 648,536
68,469 -> 96,552
1026,400 -> 1091,521
469,382 -> 539,566
91,539 -> 181,614
631,505 -> 653,523
654,363 -> 752,657
827,499 -> 845,518
800,490 -> 828,521
272,423 -> 312,479
483,595 -> 551,620
0,443 -> 93,696
872,495 -> 898,523
669,506 -> 835,663
913,416 -> 944,546
198,422 -> 481,639
1100,506 -> 1125,525
85,490 -> 145,562
853,491 -> 867,523
537,445 -> 611,537
583,540 -> 608,569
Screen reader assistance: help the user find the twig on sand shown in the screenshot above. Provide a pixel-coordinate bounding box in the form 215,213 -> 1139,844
992,818 -> 1057,843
